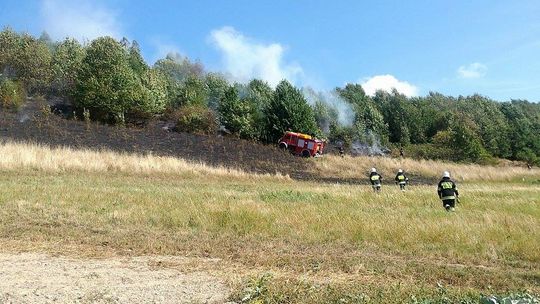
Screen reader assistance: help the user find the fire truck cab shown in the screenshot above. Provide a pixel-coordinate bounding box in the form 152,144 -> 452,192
278,131 -> 325,157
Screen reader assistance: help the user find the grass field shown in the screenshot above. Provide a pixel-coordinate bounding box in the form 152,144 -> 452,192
0,141 -> 539,303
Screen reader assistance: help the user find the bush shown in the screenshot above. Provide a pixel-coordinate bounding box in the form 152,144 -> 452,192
0,79 -> 25,109
406,143 -> 455,161
172,105 -> 217,135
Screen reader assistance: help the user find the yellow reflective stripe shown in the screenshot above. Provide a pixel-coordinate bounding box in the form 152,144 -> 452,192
441,182 -> 453,189
371,176 -> 380,181
441,196 -> 455,200
398,175 -> 405,180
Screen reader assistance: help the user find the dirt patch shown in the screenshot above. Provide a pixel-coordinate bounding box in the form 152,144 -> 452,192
0,253 -> 231,303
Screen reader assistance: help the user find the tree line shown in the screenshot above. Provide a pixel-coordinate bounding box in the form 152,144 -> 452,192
1,28 -> 539,165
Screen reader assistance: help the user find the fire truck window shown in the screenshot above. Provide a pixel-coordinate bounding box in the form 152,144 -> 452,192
307,141 -> 315,149
298,139 -> 305,147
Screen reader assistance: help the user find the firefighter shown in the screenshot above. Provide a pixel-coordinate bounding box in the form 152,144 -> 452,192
394,169 -> 408,191
369,168 -> 382,192
437,171 -> 459,212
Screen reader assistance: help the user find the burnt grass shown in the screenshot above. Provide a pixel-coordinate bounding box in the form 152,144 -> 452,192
0,101 -> 319,180
1,101 -> 434,185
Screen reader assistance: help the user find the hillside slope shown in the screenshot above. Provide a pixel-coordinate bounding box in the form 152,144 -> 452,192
0,101 -> 313,179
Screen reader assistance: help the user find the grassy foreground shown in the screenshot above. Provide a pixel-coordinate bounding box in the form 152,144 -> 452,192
0,142 -> 539,303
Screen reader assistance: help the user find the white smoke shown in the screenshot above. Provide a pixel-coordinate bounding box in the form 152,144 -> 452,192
302,88 -> 355,128
209,26 -> 303,87
350,131 -> 388,156
40,0 -> 122,41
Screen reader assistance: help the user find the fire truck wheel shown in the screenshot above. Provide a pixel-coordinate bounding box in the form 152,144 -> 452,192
279,142 -> 287,150
302,150 -> 311,158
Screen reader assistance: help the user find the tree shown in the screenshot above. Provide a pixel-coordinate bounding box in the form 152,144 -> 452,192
51,38 -> 85,98
218,85 -> 257,138
175,76 -> 208,108
134,68 -> 169,117
500,102 -> 538,160
0,28 -> 20,77
263,80 -> 319,142
128,40 -> 148,76
154,53 -> 205,107
205,72 -> 229,110
375,90 -> 410,145
245,79 -> 274,139
74,36 -> 142,123
456,95 -> 511,158
312,99 -> 338,134
337,83 -> 387,144
0,30 -> 53,94
450,115 -> 491,163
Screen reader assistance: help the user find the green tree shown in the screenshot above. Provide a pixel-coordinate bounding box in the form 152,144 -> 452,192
205,72 -> 229,110
263,80 -> 319,142
154,53 -> 205,106
449,115 -> 491,163
456,95 -> 511,158
175,76 -> 208,108
375,90 -> 410,145
218,85 -> 257,138
74,36 -> 142,123
51,38 -> 85,98
0,30 -> 53,94
0,28 -> 20,77
128,40 -> 148,77
337,84 -> 387,144
245,79 -> 274,139
134,68 -> 169,117
18,34 -> 53,94
500,102 -> 538,160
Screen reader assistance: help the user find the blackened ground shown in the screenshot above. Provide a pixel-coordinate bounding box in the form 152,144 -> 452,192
1,101 -> 318,179
1,101 -> 434,184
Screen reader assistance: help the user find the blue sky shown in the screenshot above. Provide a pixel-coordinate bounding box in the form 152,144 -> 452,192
1,0 -> 540,101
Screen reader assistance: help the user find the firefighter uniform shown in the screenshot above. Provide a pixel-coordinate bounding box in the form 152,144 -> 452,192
437,172 -> 459,211
395,170 -> 408,191
369,170 -> 382,192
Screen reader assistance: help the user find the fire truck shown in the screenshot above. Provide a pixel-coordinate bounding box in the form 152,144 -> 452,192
278,131 -> 325,157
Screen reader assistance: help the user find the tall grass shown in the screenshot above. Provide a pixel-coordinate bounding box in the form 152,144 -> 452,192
0,140 -> 539,301
315,154 -> 540,182
0,140 -> 286,180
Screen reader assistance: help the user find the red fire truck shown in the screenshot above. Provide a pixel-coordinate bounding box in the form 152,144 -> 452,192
278,131 -> 325,157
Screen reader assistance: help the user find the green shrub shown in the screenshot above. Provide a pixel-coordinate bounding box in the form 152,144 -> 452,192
0,79 -> 25,109
406,143 -> 455,161
172,105 -> 217,135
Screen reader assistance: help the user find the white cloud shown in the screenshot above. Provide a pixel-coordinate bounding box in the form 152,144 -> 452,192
457,62 -> 487,79
360,74 -> 419,97
40,0 -> 122,41
209,26 -> 302,87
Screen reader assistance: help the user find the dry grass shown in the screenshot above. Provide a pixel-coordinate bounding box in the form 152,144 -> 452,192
0,140 -> 287,180
0,141 -> 539,302
314,154 -> 540,182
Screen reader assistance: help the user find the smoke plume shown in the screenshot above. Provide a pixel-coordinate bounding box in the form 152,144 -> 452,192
302,87 -> 355,130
